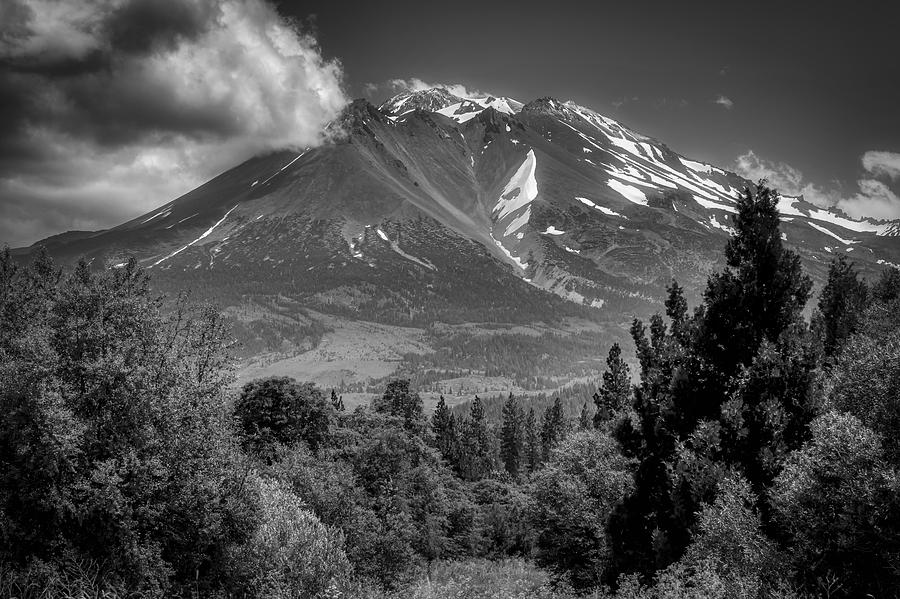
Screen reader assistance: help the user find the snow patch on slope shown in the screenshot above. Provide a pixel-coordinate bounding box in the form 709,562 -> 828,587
433,95 -> 523,123
260,151 -> 306,186
576,196 -> 626,218
709,215 -> 736,235
493,238 -> 527,270
807,222 -> 860,245
151,205 -> 238,267
141,207 -> 172,224
778,196 -> 893,234
375,228 -> 437,270
494,149 -> 539,219
680,157 -> 714,174
607,180 -> 648,206
504,207 -> 532,237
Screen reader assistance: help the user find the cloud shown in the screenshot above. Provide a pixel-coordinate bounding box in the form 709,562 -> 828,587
715,94 -> 734,109
0,0 -> 348,246
837,179 -> 900,221
733,150 -> 847,210
734,150 -> 900,220
385,77 -> 485,99
861,150 -> 900,180
733,150 -> 837,208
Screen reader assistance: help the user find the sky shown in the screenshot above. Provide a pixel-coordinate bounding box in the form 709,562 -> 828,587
1,0 -> 899,246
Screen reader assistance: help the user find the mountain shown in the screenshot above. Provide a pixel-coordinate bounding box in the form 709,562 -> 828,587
15,87 -> 900,393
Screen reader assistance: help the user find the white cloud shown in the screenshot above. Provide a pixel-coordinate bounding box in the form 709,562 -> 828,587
862,150 -> 900,180
0,0 -> 348,246
387,77 -> 485,99
733,150 -> 837,208
734,150 -> 900,220
838,179 -> 900,220
715,94 -> 734,109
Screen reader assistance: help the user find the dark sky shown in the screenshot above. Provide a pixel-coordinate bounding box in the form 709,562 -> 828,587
1,0 -> 899,246
294,0 -> 900,192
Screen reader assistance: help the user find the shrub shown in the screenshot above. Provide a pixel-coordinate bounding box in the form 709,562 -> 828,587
769,411 -> 900,596
227,476 -> 352,598
529,430 -> 635,588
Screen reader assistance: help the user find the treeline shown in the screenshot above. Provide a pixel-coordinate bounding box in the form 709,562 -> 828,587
396,330 -> 615,389
4,183 -> 900,598
450,379 -> 603,422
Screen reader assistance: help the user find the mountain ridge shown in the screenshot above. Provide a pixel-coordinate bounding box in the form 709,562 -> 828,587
13,86 -> 900,389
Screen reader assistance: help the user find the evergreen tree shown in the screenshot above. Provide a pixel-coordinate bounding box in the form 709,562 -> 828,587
871,267 -> 900,303
524,407 -> 540,473
445,412 -> 460,472
816,256 -> 868,357
665,279 -> 690,345
593,343 -> 631,427
499,394 -> 524,478
458,396 -> 494,480
608,183 -> 818,580
701,186 -> 818,491
578,402 -> 591,430
373,379 -> 424,430
607,316 -> 685,580
431,395 -> 453,460
540,398 -> 566,461
696,182 -> 812,387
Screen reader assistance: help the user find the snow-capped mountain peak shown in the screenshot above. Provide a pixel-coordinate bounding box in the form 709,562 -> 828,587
381,87 -> 524,124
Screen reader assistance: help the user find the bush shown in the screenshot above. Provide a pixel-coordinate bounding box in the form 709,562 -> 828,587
769,411 -> 900,596
470,477 -> 533,557
227,476 -> 351,598
529,430 -> 635,588
829,330 -> 900,464
677,474 -> 785,597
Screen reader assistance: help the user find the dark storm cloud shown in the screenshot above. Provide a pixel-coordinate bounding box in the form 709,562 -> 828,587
105,0 -> 218,57
0,0 -> 348,247
1,0 -> 217,74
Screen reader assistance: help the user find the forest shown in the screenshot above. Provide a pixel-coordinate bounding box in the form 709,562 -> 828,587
2,183 -> 900,598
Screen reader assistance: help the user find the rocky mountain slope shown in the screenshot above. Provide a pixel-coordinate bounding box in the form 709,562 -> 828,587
15,87 -> 900,389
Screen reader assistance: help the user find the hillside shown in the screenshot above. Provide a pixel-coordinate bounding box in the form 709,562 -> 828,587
14,87 -> 900,389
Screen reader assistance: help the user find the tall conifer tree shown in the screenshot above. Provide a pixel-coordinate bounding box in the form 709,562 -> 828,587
593,343 -> 631,427
431,395 -> 453,459
816,256 -> 868,357
540,398 -> 566,461
500,394 -> 524,478
524,407 -> 540,473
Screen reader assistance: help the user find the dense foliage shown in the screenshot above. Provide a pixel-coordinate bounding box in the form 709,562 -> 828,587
3,182 -> 900,598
